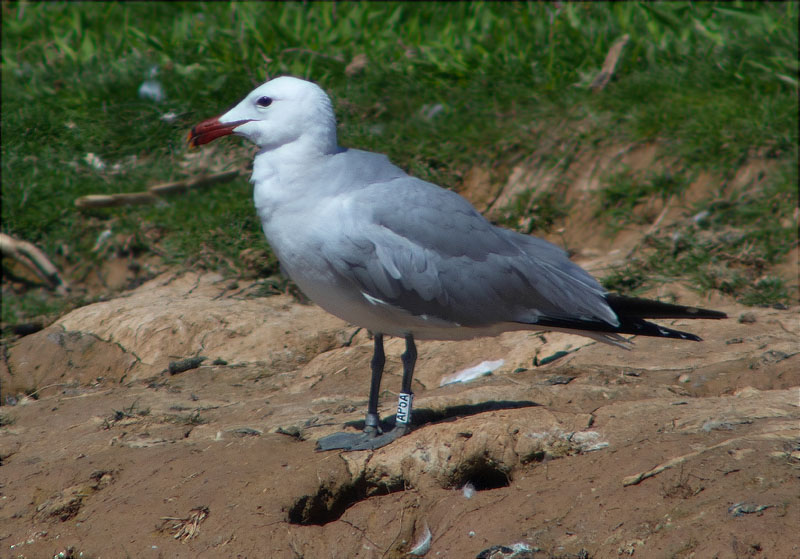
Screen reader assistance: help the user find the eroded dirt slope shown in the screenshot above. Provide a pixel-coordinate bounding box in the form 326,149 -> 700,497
1,270 -> 798,559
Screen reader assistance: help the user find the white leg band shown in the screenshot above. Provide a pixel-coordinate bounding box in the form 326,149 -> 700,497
396,392 -> 413,425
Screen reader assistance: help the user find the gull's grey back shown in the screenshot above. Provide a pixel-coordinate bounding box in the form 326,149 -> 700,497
308,149 -> 617,328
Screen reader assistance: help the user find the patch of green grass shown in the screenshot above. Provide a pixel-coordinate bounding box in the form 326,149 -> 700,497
600,265 -> 650,295
2,2 -> 797,327
592,3 -> 798,167
167,410 -> 208,426
601,159 -> 797,305
596,168 -> 692,232
102,400 -> 151,429
738,277 -> 790,306
497,189 -> 571,235
0,284 -> 77,327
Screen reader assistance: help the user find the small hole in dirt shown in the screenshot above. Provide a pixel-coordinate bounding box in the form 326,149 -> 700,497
451,455 -> 511,491
287,476 -> 403,526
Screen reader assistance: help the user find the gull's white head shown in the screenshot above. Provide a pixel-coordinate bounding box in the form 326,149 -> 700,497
188,76 -> 338,155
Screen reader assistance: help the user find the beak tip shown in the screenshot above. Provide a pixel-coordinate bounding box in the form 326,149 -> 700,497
186,116 -> 245,148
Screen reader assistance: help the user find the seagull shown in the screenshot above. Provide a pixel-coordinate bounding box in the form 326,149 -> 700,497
188,76 -> 726,451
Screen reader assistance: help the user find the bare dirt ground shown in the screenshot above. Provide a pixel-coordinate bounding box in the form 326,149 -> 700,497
1,148 -> 798,559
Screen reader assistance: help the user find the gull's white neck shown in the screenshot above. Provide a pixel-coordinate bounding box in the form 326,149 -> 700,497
251,137 -> 341,222
253,134 -> 338,180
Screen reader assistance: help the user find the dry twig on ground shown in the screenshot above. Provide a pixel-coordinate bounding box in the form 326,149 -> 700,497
74,168 -> 244,209
159,506 -> 210,542
591,34 -> 630,92
0,232 -> 69,295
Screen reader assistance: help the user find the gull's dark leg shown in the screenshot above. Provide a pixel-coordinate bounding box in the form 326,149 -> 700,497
317,333 -> 389,451
400,334 -> 417,393
316,334 -> 417,452
364,334 -> 385,435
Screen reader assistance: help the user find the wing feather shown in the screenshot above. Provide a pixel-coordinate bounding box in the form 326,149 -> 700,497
320,173 -> 617,328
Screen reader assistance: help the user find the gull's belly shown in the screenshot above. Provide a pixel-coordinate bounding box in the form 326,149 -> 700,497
284,261 -> 524,341
287,264 -> 436,337
262,212 -> 525,341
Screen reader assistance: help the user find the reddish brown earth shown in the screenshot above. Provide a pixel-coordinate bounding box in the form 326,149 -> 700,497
1,148 -> 798,558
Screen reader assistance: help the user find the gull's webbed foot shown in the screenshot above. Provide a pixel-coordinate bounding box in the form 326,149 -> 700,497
316,374 -> 416,452
316,424 -> 410,452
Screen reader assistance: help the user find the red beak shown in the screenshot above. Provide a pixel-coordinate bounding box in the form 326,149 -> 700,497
187,116 -> 252,148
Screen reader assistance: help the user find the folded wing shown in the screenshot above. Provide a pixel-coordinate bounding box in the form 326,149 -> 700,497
321,175 -> 618,329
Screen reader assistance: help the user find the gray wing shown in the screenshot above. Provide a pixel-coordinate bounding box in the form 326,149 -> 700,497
320,174 -> 619,328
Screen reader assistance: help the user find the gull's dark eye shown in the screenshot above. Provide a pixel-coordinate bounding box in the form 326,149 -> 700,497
256,96 -> 273,108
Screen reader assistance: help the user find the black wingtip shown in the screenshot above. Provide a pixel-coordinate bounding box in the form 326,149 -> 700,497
518,295 -> 724,343
605,294 -> 727,320
669,329 -> 702,342
623,319 -> 705,341
530,315 -> 707,342
682,307 -> 727,320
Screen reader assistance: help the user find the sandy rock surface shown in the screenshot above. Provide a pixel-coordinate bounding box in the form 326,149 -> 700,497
1,271 -> 798,558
